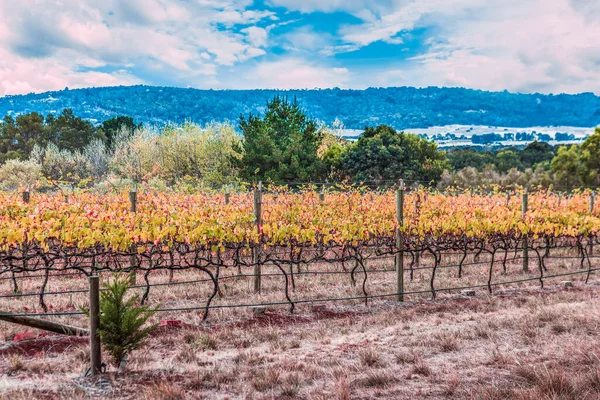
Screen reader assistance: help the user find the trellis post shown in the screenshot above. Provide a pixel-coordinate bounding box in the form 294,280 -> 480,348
128,190 -> 138,283
396,180 -> 405,302
319,186 -> 325,202
522,190 -> 529,272
89,275 -> 101,376
225,186 -> 231,205
129,191 -> 137,213
590,191 -> 595,256
414,187 -> 421,269
253,181 -> 262,293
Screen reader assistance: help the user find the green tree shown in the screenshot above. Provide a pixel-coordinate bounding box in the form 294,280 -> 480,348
239,96 -> 324,182
551,145 -> 582,190
519,141 -> 555,169
447,148 -> 494,171
83,273 -> 158,367
340,125 -> 449,184
101,116 -> 142,148
494,150 -> 523,173
52,109 -> 104,151
0,113 -> 49,162
578,128 -> 600,187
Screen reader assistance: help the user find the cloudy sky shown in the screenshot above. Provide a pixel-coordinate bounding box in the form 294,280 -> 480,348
0,0 -> 599,96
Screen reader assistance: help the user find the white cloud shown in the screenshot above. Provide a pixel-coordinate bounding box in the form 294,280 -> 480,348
334,0 -> 600,94
283,26 -> 333,52
231,59 -> 351,89
267,0 -> 384,14
1,0 -> 600,95
242,27 -> 269,48
402,0 -> 600,94
0,0 -> 274,95
0,48 -> 142,96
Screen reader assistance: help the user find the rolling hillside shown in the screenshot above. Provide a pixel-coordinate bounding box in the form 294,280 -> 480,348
1,85 -> 600,129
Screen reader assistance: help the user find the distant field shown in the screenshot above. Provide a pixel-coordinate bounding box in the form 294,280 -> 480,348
342,125 -> 597,147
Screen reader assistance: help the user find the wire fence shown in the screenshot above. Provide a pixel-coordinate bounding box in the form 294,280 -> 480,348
0,185 -> 599,324
0,245 -> 596,319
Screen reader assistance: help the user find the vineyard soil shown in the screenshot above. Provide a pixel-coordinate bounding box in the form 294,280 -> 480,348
1,275 -> 600,399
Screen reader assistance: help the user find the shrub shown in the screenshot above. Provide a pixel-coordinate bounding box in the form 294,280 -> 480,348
0,159 -> 41,191
84,273 -> 158,367
32,143 -> 91,186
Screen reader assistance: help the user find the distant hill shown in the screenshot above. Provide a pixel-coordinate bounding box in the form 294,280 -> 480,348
1,85 -> 600,129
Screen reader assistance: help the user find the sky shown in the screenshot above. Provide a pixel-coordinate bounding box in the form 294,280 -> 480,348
0,0 -> 599,96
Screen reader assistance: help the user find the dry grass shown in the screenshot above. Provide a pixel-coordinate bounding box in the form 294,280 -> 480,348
1,250 -> 600,398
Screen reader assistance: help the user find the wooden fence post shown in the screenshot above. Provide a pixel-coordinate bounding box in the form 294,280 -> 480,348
225,187 -> 231,205
129,191 -> 137,213
590,192 -> 595,256
128,191 -> 138,283
414,190 -> 421,269
319,186 -> 325,202
22,191 -> 30,203
522,190 -> 529,272
253,182 -> 262,294
396,180 -> 405,302
89,275 -> 101,376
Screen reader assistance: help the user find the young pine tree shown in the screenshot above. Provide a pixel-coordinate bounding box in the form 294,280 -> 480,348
84,273 -> 158,367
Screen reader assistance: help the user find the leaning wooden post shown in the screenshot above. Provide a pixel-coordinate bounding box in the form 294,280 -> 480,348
396,180 -> 405,302
253,181 -> 262,294
89,275 -> 101,376
0,312 -> 88,336
522,190 -> 529,272
319,186 -> 325,202
22,191 -> 30,203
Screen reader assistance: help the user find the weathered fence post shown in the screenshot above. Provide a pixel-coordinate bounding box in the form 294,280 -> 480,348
319,186 -> 325,202
396,180 -> 405,302
590,192 -> 595,256
414,189 -> 421,269
89,275 -> 101,376
253,181 -> 262,294
128,190 -> 138,283
225,186 -> 231,205
22,191 -> 30,203
129,191 -> 138,213
522,190 -> 529,272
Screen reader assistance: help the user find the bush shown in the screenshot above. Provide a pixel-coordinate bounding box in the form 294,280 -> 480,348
32,143 -> 91,186
84,273 -> 158,367
110,122 -> 243,186
0,159 -> 41,191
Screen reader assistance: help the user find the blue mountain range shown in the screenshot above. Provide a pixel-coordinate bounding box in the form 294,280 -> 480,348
1,85 -> 599,129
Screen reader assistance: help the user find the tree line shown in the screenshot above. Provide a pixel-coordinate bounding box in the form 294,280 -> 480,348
3,85 -> 600,129
0,97 -> 598,191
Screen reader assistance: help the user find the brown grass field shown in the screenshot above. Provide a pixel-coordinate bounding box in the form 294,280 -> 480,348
1,250 -> 600,399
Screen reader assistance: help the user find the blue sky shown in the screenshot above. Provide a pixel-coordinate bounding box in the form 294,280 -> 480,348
1,0 -> 599,96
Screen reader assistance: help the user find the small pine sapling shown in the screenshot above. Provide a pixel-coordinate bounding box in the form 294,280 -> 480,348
83,272 -> 158,367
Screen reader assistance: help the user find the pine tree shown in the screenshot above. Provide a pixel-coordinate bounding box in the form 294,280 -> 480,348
84,273 -> 158,367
